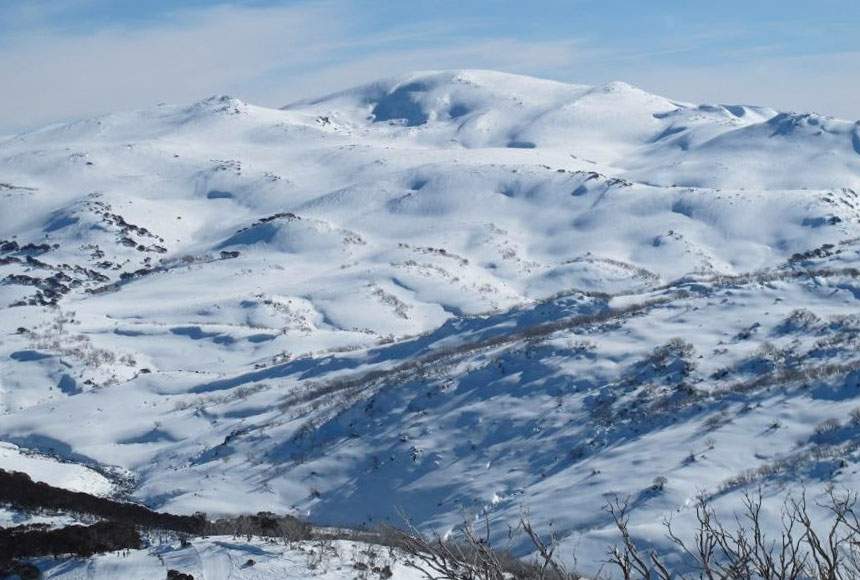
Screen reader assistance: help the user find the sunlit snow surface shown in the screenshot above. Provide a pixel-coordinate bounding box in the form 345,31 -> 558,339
2,70 -> 860,573
35,538 -> 423,580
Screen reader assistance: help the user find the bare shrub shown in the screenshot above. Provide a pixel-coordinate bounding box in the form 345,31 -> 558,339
350,543 -> 396,580
651,338 -> 696,374
702,411 -> 732,432
813,418 -> 842,438
607,489 -> 860,579
305,536 -> 338,572
779,309 -> 821,333
755,342 -> 783,366
569,339 -> 597,355
391,512 -> 580,580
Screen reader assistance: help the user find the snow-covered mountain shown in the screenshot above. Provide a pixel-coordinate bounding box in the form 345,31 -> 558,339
2,69 -> 860,575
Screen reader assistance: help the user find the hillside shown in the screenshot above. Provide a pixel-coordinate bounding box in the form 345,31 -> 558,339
2,69 -> 860,576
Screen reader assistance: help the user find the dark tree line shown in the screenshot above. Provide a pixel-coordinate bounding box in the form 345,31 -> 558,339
0,521 -> 141,560
0,468 -> 309,574
0,469 -> 205,534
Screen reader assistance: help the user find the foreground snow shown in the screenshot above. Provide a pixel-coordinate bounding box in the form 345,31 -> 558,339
36,538 -> 422,580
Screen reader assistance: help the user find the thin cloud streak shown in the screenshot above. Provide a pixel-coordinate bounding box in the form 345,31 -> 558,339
255,37 -> 586,106
0,3 -> 348,130
0,2 -> 588,132
1,1 -> 858,132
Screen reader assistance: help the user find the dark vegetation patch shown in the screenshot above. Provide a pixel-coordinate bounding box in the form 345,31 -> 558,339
0,522 -> 142,562
1,197 -> 169,307
240,212 -> 300,231
0,469 -> 310,566
790,242 -> 840,263
0,470 -> 205,535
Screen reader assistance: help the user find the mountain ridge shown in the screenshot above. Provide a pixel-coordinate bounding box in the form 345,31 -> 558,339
2,69 -> 860,575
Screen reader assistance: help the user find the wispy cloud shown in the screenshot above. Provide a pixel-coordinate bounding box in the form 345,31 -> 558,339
0,0 -> 857,132
0,2 -> 590,131
255,37 -> 586,106
0,2 -> 348,130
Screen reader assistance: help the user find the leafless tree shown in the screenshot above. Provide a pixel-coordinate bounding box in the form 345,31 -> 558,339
391,510 -> 580,580
607,489 -> 860,580
342,489 -> 860,580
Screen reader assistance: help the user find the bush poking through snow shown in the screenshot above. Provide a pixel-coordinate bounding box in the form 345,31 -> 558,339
386,490 -> 860,579
776,308 -> 821,334
607,490 -> 860,580
390,511 -> 581,579
814,418 -> 842,438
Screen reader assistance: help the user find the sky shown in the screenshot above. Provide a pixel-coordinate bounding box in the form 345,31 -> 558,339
1,0 -> 859,132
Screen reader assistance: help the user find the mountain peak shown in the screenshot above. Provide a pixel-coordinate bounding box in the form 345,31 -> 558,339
185,94 -> 248,116
594,80 -> 643,93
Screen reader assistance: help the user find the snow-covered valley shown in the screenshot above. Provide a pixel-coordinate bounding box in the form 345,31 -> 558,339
2,69 -> 860,577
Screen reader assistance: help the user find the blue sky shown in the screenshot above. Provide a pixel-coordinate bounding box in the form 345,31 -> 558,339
1,0 -> 858,131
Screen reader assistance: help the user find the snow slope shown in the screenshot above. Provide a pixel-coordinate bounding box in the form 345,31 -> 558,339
35,537 -> 422,580
2,69 -> 860,574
